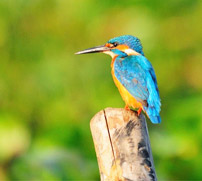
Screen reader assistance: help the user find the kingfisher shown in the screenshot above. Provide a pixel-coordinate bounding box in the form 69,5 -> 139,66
75,35 -> 161,124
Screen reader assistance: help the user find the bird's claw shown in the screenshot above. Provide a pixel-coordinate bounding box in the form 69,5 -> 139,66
124,105 -> 130,111
137,108 -> 142,116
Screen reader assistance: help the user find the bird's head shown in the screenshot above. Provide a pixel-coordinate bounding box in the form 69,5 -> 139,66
75,35 -> 144,58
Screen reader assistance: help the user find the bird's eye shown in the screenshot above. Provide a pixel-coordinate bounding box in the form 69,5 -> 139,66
113,42 -> 118,47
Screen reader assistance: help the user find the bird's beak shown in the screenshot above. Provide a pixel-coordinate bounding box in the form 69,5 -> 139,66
75,45 -> 110,55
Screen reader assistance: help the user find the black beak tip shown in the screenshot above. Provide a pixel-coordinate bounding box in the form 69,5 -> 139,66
74,45 -> 109,55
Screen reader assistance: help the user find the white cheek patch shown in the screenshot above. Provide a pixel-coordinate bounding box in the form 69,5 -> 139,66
124,48 -> 140,56
103,48 -> 140,58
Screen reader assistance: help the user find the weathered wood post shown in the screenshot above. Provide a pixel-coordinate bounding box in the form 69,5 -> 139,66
90,108 -> 157,181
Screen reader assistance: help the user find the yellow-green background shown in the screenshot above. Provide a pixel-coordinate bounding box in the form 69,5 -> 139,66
0,0 -> 202,180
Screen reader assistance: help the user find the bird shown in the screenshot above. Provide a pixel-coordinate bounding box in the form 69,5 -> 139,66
75,35 -> 161,124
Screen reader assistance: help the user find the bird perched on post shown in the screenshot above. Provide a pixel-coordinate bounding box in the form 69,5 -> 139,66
75,35 -> 161,124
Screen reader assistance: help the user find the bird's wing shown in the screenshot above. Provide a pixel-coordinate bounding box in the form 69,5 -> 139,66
114,55 -> 149,106
114,55 -> 161,123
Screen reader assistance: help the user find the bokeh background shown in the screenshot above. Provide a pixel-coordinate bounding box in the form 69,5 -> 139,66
0,0 -> 202,180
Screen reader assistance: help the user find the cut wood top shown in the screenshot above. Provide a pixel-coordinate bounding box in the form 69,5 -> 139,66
90,108 -> 157,181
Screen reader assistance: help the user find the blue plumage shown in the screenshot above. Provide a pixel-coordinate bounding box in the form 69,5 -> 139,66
76,35 -> 161,124
114,55 -> 161,123
107,35 -> 161,124
108,35 -> 144,56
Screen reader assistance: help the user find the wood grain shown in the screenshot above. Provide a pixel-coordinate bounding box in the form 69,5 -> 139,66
90,108 -> 157,181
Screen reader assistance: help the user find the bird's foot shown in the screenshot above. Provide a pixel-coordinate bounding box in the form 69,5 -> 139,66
124,105 -> 130,111
137,107 -> 142,116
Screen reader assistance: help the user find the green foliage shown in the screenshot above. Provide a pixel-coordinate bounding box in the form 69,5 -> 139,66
0,0 -> 201,180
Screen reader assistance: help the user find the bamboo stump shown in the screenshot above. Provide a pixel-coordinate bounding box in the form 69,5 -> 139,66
90,108 -> 157,181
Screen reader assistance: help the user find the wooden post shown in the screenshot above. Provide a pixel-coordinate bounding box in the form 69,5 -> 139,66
90,108 -> 157,181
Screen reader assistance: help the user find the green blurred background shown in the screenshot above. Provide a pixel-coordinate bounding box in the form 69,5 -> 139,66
0,0 -> 202,180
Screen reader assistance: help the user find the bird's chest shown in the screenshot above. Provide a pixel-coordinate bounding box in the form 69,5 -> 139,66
111,58 -> 142,108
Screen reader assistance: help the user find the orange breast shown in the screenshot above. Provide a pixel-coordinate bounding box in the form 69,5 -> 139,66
111,59 -> 142,109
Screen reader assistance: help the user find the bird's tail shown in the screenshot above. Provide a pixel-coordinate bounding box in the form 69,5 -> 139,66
144,106 -> 161,124
149,115 -> 161,124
